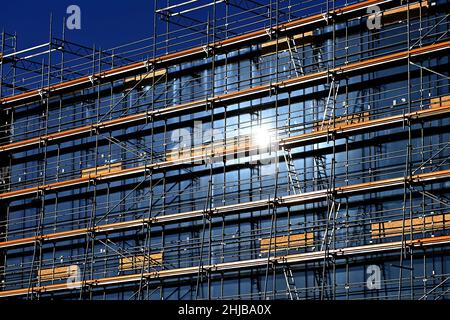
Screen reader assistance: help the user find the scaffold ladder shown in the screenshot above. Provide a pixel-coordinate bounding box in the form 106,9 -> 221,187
320,80 -> 340,130
321,201 -> 341,251
286,37 -> 305,77
283,265 -> 300,300
314,259 -> 331,300
316,200 -> 341,300
282,146 -> 302,194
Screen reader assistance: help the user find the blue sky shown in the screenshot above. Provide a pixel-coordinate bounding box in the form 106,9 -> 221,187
0,1 -> 155,51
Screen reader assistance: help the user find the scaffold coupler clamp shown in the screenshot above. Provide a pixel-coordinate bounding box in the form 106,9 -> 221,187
35,235 -> 44,246
90,279 -> 99,287
142,218 -> 151,228
269,196 -> 281,207
38,135 -> 48,147
202,44 -> 214,57
404,175 -> 413,186
329,250 -> 338,260
334,248 -> 344,257
145,110 -> 154,122
323,11 -> 334,24
402,110 -> 411,128
149,216 -> 158,224
88,174 -> 98,186
144,60 -> 154,72
36,186 -> 45,197
91,124 -> 100,136
144,165 -> 152,175
202,208 -> 214,220
87,226 -> 97,237
209,264 -> 218,272
38,88 -> 47,100
88,74 -> 101,85
205,98 -> 214,111
326,122 -> 337,143
406,244 -> 414,254
328,187 -> 338,197
279,256 -> 288,264
265,26 -> 278,40
269,83 -> 278,96
328,69 -> 338,80
200,265 -> 209,275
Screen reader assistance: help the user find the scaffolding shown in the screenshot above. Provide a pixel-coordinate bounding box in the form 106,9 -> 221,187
0,0 -> 450,300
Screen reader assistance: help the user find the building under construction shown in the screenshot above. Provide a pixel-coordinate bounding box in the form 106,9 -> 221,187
0,0 -> 449,300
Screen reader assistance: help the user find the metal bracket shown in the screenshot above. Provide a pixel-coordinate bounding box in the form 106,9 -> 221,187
202,45 -> 213,56
88,176 -> 98,186
269,84 -> 278,96
89,124 -> 99,136
39,136 -> 47,146
150,216 -> 158,224
202,208 -> 215,220
144,60 -> 153,72
269,197 -> 281,206
89,75 -> 101,85
265,27 -> 277,39
38,89 -> 46,99
144,165 -> 153,174
205,99 -> 214,110
145,111 -> 154,123
278,256 -> 288,264
87,227 -> 97,236
35,188 -> 45,197
143,219 -> 152,229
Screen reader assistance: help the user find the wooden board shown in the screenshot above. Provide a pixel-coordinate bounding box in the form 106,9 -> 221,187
119,253 -> 163,271
38,266 -> 70,282
81,162 -> 122,178
371,213 -> 450,238
313,112 -> 370,132
430,95 -> 450,108
123,68 -> 166,89
260,233 -> 314,253
261,31 -> 314,56
166,136 -> 252,162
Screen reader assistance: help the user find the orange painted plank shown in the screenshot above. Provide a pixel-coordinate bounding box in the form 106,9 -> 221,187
372,213 -> 450,238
